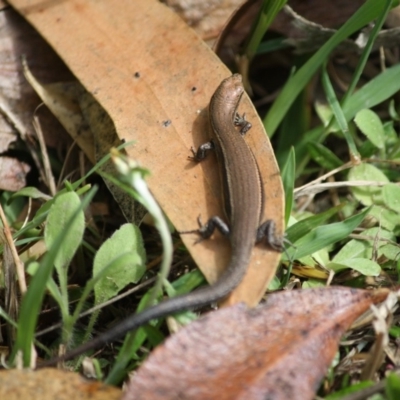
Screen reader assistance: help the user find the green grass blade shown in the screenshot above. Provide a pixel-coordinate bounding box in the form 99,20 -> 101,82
264,0 -> 388,136
321,63 -> 359,159
286,204 -> 346,244
287,207 -> 370,260
245,0 -> 287,60
342,63 -> 400,122
11,187 -> 97,367
341,0 -> 393,105
280,147 -> 295,225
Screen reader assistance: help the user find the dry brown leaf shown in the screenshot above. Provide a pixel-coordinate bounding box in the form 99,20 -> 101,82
0,6 -> 73,149
216,0 -> 400,69
0,368 -> 121,400
20,71 -> 142,221
8,0 -> 284,307
166,0 -> 244,42
123,287 -> 390,400
0,156 -> 30,191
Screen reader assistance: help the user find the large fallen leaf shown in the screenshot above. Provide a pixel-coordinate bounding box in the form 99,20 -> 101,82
123,287 -> 389,400
0,368 -> 121,400
8,0 -> 284,306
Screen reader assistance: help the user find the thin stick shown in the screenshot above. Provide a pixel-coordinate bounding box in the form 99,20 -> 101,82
0,203 -> 26,294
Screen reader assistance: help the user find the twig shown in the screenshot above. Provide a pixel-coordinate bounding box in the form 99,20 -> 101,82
32,115 -> 56,196
0,203 -> 26,293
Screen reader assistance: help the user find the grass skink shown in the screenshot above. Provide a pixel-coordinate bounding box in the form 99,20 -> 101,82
42,73 -> 283,365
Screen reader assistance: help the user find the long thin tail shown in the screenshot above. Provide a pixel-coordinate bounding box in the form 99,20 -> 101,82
39,253 -> 249,367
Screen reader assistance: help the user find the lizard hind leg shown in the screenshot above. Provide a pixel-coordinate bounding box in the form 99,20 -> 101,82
179,215 -> 230,244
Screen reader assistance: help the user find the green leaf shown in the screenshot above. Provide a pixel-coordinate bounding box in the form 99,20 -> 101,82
245,0 -> 287,60
165,269 -> 205,297
327,258 -> 381,276
26,261 -> 63,310
93,223 -> 146,304
332,239 -> 369,263
1,192 -> 26,223
264,0 -> 389,136
340,0 -> 393,106
324,380 -> 374,399
314,100 -> 333,127
45,191 -> 85,269
321,64 -> 349,134
307,142 -> 342,170
333,227 -> 395,263
268,275 -> 281,290
281,147 -> 296,224
369,205 -> 400,232
343,63 -> 400,122
287,208 -> 370,260
380,243 -> 400,261
389,326 -> 400,338
386,373 -> 400,400
9,187 -> 52,201
12,187 -> 96,366
286,204 -> 345,244
348,164 -> 388,206
354,109 -> 385,149
383,183 -> 400,213
302,279 -> 325,289
389,99 -> 400,121
293,63 -> 400,174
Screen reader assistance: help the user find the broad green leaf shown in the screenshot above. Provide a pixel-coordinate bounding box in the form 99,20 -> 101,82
45,191 -> 85,269
380,243 -> 400,261
354,109 -> 385,149
327,258 -> 381,276
348,164 -> 388,205
386,373 -> 400,400
383,183 -> 400,213
287,208 -> 370,260
332,240 -> 368,263
334,227 -> 395,263
93,223 -> 146,304
369,205 -> 400,232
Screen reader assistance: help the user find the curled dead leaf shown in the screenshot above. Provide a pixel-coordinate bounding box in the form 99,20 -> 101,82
0,156 -> 30,191
124,287 -> 389,400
